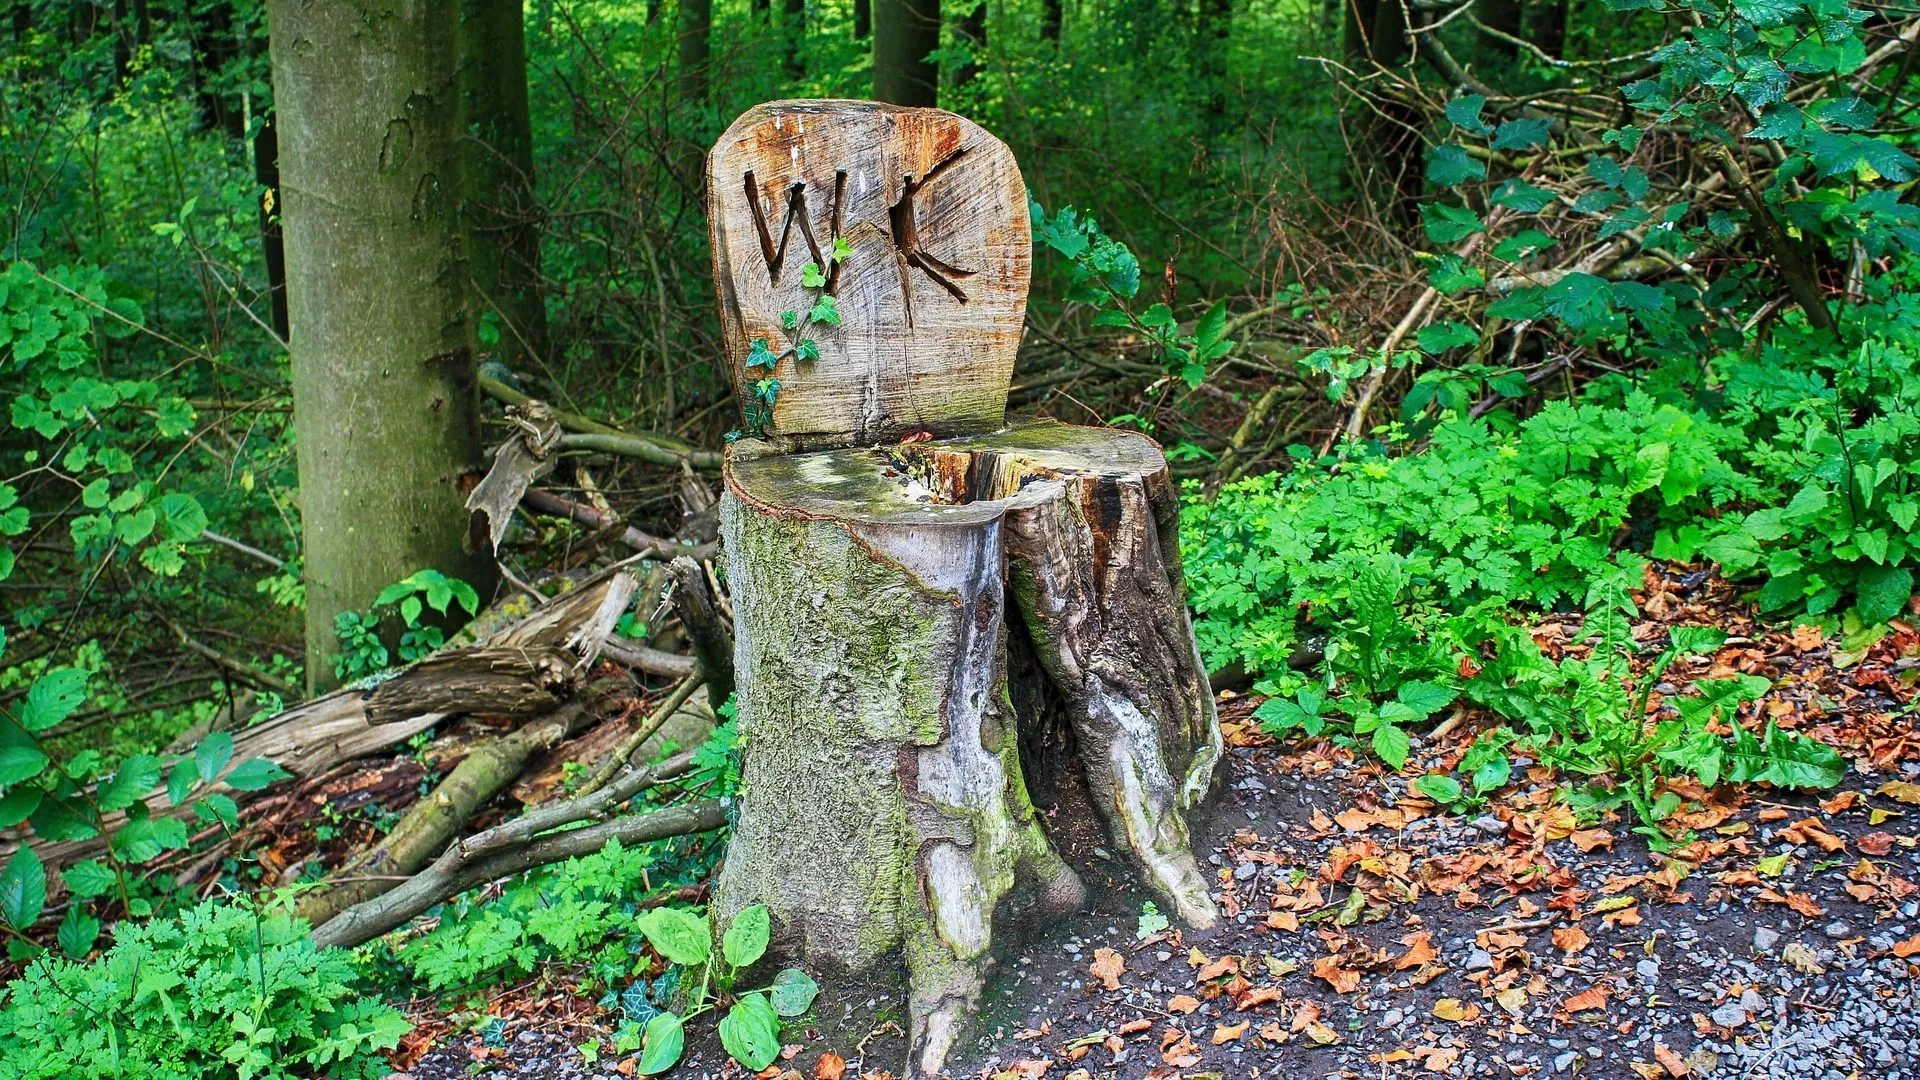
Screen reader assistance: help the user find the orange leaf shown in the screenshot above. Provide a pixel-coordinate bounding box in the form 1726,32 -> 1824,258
1195,955 -> 1239,982
1654,1042 -> 1690,1078
814,1052 -> 847,1080
1568,829 -> 1614,852
1236,986 -> 1282,1010
1394,931 -> 1438,971
1560,986 -> 1611,1016
1167,995 -> 1201,1015
1893,933 -> 1920,958
1552,926 -> 1591,954
1212,1022 -> 1249,1045
1311,955 -> 1361,994
1858,832 -> 1896,856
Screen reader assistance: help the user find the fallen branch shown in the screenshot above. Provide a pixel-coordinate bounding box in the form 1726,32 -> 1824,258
292,692 -> 605,926
665,556 -> 734,705
479,374 -> 721,471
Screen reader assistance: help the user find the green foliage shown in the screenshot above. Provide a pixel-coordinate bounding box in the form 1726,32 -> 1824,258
0,633 -> 288,953
333,569 -> 484,680
0,896 -> 407,1080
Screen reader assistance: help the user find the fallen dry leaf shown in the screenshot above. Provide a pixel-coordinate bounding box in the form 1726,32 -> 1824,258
1653,1042 -> 1690,1078
1194,955 -> 1238,982
1561,985 -> 1611,1016
815,1052 -> 847,1080
1568,828 -> 1614,852
1878,780 -> 1920,805
1859,832 -> 1897,856
1236,986 -> 1282,1010
1782,942 -> 1824,973
1311,955 -> 1362,994
1394,931 -> 1438,971
1432,998 -> 1480,1023
1166,995 -> 1201,1015
1893,932 -> 1920,958
1211,1022 -> 1248,1045
1496,987 -> 1530,1015
1089,948 -> 1125,991
1301,1021 -> 1341,1046
1552,925 -> 1591,954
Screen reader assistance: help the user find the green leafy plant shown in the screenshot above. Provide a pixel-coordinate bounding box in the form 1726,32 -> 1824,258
733,239 -> 849,440
0,640 -> 289,956
333,568 -> 482,680
627,902 -> 819,1076
0,896 -> 408,1080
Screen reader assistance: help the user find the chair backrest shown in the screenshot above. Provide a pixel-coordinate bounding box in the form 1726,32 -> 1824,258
708,100 -> 1030,446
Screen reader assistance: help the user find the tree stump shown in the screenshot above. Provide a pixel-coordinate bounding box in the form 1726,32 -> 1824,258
706,101 -> 1220,1078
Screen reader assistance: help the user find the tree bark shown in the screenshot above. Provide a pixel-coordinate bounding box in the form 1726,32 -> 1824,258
1040,0 -> 1059,41
717,420 -> 1219,1078
854,0 -> 870,38
266,0 -> 497,692
678,0 -> 711,104
459,0 -> 549,371
873,0 -> 940,106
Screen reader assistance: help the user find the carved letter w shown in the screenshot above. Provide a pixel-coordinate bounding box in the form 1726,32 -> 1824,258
742,170 -> 846,286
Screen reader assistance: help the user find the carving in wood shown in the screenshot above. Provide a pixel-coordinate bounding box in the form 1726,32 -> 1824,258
707,99 -> 1030,444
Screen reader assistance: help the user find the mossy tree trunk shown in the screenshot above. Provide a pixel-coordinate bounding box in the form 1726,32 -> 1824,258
716,421 -> 1219,1078
266,0 -> 497,692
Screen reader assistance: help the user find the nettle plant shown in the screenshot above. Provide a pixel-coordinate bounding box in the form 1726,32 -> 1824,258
736,241 -> 846,439
0,643 -> 290,958
1031,201 -> 1236,391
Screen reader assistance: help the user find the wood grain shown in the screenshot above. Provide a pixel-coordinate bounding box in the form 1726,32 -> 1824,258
707,99 -> 1030,445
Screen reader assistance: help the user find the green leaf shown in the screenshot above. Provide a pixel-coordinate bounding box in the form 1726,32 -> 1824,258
1372,723 -> 1411,769
1422,203 -> 1483,245
1414,774 -> 1463,803
1445,94 -> 1493,135
1416,321 -> 1479,354
800,262 -> 827,288
195,732 -> 234,784
808,294 -> 841,327
1492,229 -> 1556,261
723,903 -> 771,969
1490,118 -> 1552,151
718,993 -> 781,1070
222,757 -> 290,792
635,1012 -> 685,1075
0,786 -> 42,828
635,906 -> 711,966
1426,145 -> 1486,187
1856,565 -> 1913,625
0,745 -> 49,786
55,904 -> 98,958
62,859 -> 117,899
166,758 -> 199,806
0,847 -> 45,929
770,967 -> 820,1016
98,754 -> 160,813
19,668 -> 87,732
1396,680 -> 1457,719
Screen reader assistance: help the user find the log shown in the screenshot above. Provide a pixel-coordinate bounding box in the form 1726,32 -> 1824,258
3,570 -> 639,872
718,420 -> 1220,1077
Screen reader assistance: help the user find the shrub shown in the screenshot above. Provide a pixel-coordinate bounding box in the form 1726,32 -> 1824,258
0,897 -> 407,1080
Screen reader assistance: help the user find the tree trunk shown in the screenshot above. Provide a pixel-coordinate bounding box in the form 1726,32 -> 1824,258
717,420 -> 1220,1079
678,0 -> 711,104
1040,0 -> 1059,41
953,0 -> 984,87
459,0 -> 549,371
1194,0 -> 1229,123
783,0 -> 805,77
873,0 -> 939,106
854,0 -> 870,38
254,116 -> 289,341
266,0 -> 497,693
1530,0 -> 1565,59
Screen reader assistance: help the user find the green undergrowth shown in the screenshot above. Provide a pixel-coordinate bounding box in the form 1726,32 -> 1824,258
1180,277 -> 1920,831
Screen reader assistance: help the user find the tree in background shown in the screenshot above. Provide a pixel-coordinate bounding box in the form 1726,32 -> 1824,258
953,0 -> 986,87
873,0 -> 939,105
460,0 -> 549,371
265,0 -> 496,692
679,0 -> 712,104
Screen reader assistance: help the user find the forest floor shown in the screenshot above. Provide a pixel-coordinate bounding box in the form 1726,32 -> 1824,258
385,565 -> 1920,1080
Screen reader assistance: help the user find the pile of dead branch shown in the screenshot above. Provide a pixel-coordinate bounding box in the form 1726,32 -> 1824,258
2,403 -> 742,951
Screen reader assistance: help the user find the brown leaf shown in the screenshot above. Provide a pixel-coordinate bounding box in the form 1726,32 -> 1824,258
1117,1019 -> 1152,1036
1194,955 -> 1239,982
1166,995 -> 1201,1015
1301,1021 -> 1341,1046
1877,780 -> 1920,805
1568,829 -> 1615,852
1394,931 -> 1438,971
1653,1042 -> 1691,1078
1432,998 -> 1480,1023
1858,832 -> 1897,856
1783,818 -> 1846,853
814,1052 -> 847,1080
1089,948 -> 1125,991
1560,985 -> 1611,1016
1311,954 -> 1362,994
1211,1022 -> 1248,1045
1785,891 -> 1825,918
1236,986 -> 1283,1010
1552,925 -> 1591,954
1893,932 -> 1920,958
